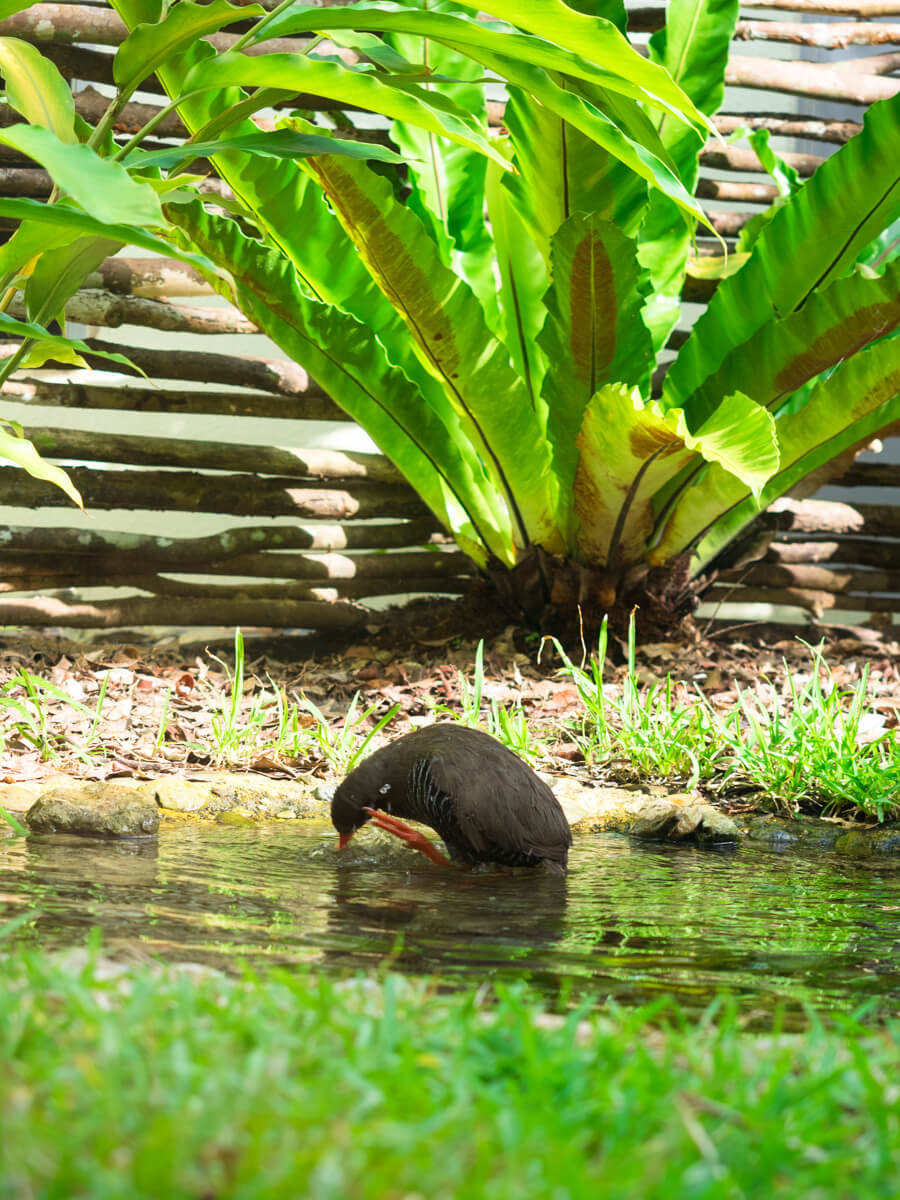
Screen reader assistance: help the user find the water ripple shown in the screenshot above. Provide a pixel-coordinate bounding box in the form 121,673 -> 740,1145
2,824 -> 899,1016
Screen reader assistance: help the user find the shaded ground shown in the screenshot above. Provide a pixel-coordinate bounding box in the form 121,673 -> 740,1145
2,597 -> 899,794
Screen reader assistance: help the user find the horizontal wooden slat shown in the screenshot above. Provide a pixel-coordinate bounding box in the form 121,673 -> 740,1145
175,549 -> 471,581
734,19 -> 900,47
58,340 -> 325,401
721,562 -> 899,593
0,467 -> 430,519
0,5 -> 312,53
9,292 -> 255,337
834,463 -> 900,487
699,145 -> 822,177
0,575 -> 467,602
23,428 -> 404,484
0,547 -> 466,584
0,522 -> 445,562
726,53 -> 900,103
697,178 -> 778,204
131,576 -> 469,600
85,257 -> 213,299
704,586 -> 900,614
0,595 -> 367,630
713,113 -> 861,144
763,500 -> 859,535
0,377 -> 347,421
741,0 -> 900,16
766,538 -> 900,569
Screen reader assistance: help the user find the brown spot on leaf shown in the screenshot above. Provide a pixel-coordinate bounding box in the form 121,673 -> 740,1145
628,423 -> 679,459
774,301 -> 900,396
569,233 -> 616,388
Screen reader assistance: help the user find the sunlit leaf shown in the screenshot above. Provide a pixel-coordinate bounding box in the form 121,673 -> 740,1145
184,51 -> 508,167
0,126 -> 162,226
113,0 -> 263,92
124,128 -> 406,171
0,37 -> 76,141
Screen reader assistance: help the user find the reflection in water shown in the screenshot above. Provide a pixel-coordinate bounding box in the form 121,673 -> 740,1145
2,823 -> 899,1016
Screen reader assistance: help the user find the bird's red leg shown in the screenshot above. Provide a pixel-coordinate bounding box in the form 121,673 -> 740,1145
363,807 -> 452,868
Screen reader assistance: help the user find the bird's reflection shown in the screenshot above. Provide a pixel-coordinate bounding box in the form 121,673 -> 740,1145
324,840 -> 569,996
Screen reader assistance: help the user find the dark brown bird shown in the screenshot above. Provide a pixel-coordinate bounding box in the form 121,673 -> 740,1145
331,724 -> 572,874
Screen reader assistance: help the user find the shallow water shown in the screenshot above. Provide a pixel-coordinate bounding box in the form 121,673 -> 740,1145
2,823 -> 899,1016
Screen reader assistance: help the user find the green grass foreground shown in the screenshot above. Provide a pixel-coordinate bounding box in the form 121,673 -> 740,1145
2,949 -> 899,1199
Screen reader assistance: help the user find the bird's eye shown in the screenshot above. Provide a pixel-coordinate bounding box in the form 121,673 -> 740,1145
378,783 -> 391,795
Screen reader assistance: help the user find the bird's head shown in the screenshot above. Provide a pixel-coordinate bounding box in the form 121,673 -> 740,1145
330,780 -> 373,849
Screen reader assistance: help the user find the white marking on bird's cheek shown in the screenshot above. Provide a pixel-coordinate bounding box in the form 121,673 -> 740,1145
378,784 -> 391,795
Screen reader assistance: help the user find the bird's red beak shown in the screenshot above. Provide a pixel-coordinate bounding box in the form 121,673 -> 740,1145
338,832 -> 353,849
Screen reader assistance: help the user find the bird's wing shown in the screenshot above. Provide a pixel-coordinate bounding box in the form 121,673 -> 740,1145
429,752 -> 571,860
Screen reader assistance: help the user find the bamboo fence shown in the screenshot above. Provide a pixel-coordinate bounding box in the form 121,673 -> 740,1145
0,0 -> 898,632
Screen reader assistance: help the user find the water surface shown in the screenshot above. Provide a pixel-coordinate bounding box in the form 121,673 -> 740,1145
2,824 -> 899,1016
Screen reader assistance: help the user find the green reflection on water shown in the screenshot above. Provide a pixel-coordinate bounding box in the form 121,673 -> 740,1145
1,824 -> 899,1016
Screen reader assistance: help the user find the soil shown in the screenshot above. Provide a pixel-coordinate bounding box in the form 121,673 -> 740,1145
1,597 -> 899,803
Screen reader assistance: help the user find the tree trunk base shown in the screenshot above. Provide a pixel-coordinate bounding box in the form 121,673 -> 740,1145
483,549 -> 705,643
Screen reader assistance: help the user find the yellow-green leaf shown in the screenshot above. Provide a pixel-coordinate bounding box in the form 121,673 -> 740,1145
0,37 -> 76,142
0,424 -> 82,508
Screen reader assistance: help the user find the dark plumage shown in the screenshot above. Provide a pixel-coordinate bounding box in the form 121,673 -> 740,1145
331,724 -> 572,874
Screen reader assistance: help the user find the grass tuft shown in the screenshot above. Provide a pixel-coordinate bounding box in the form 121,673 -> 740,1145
548,615 -> 721,788
430,639 -> 544,762
297,689 -> 399,774
0,948 -> 898,1200
546,617 -> 900,819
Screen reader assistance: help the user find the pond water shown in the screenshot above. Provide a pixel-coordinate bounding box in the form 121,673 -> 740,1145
2,824 -> 899,1018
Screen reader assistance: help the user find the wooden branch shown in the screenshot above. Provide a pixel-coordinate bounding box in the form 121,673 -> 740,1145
0,594 -> 367,630
626,7 -> 667,30
0,5 -> 312,55
1,377 -> 347,422
697,178 -> 778,204
703,585 -> 900,615
190,549 -> 471,581
83,340 -> 320,398
681,274 -> 717,304
734,20 -> 900,47
8,291 -> 256,336
700,144 -> 823,177
742,0 -> 900,16
80,86 -> 187,138
0,3 -> 126,44
23,426 -> 405,484
0,85 -> 185,139
727,54 -> 900,104
0,165 -> 227,203
85,257 -> 212,299
0,575 -> 468,601
0,521 -> 445,564
24,43 -> 118,88
720,562 -> 897,593
766,538 -> 900,569
761,498 -> 900,536
0,555 -> 471,594
714,113 -> 862,144
707,211 -> 755,236
0,166 -> 51,196
129,549 -> 471,587
0,467 -> 430,519
121,576 -> 469,600
833,50 -> 900,73
834,461 -> 900,488
633,6 -> 900,40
